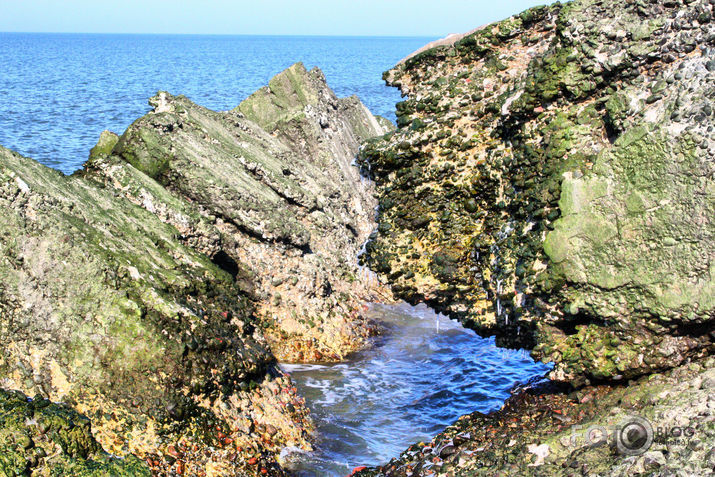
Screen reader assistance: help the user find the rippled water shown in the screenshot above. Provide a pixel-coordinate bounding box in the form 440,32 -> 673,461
0,34 -> 432,174
281,303 -> 551,476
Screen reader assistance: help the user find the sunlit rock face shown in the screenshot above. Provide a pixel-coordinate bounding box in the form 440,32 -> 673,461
87,63 -> 394,364
0,63 -> 390,475
358,0 -> 714,385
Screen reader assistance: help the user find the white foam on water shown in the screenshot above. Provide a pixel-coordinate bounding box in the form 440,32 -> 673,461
283,302 -> 551,476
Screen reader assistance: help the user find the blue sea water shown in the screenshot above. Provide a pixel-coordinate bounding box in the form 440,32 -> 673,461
282,304 -> 551,476
0,33 -> 433,174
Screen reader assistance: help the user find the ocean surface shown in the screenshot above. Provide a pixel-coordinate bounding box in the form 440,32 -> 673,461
281,303 -> 551,476
0,33 -> 433,174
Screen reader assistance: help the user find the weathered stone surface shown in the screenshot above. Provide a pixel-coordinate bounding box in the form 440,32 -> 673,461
0,145 -> 309,475
358,0 -> 714,385
0,62 -> 389,475
86,63 -> 393,363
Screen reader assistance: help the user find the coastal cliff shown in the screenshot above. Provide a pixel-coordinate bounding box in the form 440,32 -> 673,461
356,0 -> 714,474
358,0 -> 713,384
0,63 -> 389,476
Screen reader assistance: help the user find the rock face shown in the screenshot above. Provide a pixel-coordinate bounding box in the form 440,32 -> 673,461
358,0 -> 714,385
0,63 -> 389,475
354,1 -> 715,475
0,133 -> 306,477
87,63 -> 393,363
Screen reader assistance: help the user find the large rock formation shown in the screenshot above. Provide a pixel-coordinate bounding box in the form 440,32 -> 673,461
358,0 -> 713,385
354,0 -> 715,475
0,63 -> 390,475
86,63 -> 393,363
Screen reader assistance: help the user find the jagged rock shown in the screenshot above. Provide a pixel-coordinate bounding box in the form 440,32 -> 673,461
358,0 -> 714,385
0,62 -> 389,475
85,62 -> 393,363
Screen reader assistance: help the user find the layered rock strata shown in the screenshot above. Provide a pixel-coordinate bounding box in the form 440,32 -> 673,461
0,63 -> 390,475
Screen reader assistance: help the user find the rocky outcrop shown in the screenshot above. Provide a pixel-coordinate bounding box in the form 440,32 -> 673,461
0,139 -> 308,477
85,63 -> 393,363
358,0 -> 714,385
353,0 -> 715,475
0,63 -> 390,475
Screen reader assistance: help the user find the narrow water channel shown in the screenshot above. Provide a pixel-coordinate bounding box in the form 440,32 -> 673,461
280,302 -> 551,476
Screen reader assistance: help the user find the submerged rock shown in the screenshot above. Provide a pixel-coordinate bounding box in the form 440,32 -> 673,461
0,63 -> 389,475
358,0 -> 714,385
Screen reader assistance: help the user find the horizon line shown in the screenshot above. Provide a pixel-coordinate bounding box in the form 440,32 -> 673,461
0,31 -> 441,39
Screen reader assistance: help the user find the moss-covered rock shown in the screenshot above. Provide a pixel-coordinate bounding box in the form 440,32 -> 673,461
0,388 -> 150,476
0,143 -> 289,474
0,62 -> 390,475
84,63 -> 393,364
0,62 -> 391,476
358,0 -> 714,384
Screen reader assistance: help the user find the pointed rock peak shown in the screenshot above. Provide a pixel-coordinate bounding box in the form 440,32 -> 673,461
88,130 -> 119,160
236,62 -> 332,130
148,91 -> 176,113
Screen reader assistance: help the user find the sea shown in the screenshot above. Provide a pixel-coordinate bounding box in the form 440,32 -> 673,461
0,33 -> 433,174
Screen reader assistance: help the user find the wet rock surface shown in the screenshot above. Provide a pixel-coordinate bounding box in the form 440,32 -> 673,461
357,0 -> 714,385
357,356 -> 715,476
354,0 -> 715,475
0,63 -> 389,475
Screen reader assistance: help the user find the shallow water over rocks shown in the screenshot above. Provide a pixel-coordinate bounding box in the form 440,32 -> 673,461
280,303 -> 551,476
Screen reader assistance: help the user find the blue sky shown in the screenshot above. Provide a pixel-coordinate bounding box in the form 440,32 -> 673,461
1,0 -> 558,36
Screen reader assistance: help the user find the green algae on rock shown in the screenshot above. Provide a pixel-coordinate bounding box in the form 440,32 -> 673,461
0,144 -> 310,475
0,388 -> 150,476
357,0 -> 714,385
85,63 -> 393,363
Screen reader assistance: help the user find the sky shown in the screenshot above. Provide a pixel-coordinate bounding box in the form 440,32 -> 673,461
0,0 -> 558,37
